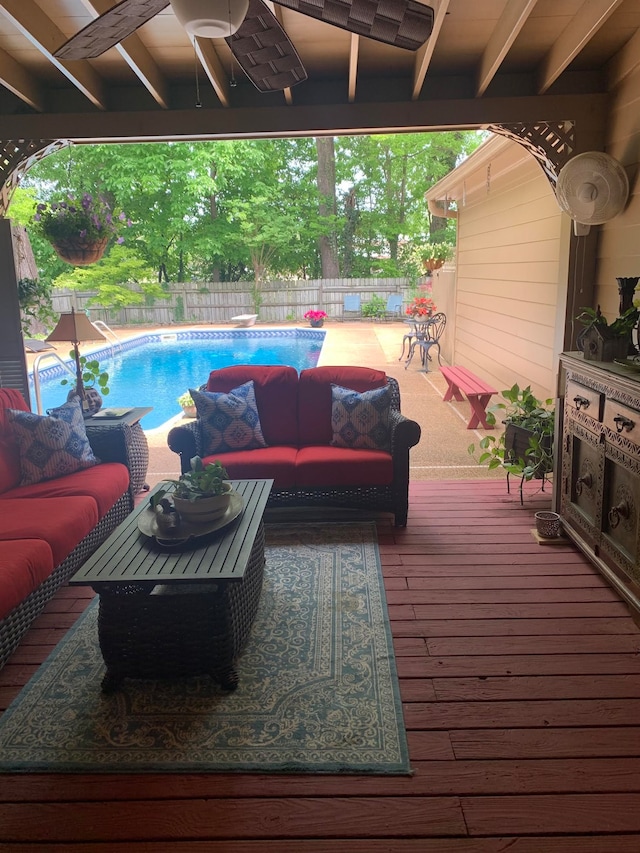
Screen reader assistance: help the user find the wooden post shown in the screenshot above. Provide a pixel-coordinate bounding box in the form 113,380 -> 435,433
0,218 -> 30,402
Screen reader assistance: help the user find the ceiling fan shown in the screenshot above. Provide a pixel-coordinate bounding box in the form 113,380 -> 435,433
55,0 -> 435,93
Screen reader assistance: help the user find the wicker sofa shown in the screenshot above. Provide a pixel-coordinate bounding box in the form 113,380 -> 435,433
167,364 -> 421,526
0,388 -> 134,669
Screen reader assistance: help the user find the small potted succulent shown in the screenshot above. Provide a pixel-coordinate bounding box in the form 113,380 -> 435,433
304,309 -> 328,328
177,391 -> 196,418
153,456 -> 232,524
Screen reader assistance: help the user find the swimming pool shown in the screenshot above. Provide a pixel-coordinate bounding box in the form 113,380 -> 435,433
30,328 -> 325,430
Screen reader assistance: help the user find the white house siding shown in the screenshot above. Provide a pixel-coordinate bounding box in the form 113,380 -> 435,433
451,143 -> 564,402
597,49 -> 640,316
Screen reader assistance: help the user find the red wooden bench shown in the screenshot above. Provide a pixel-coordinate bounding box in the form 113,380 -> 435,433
440,365 -> 498,429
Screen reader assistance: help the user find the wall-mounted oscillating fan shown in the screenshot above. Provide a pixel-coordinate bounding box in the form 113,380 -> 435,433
555,151 -> 630,236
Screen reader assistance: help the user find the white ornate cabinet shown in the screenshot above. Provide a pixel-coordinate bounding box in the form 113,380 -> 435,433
560,353 -> 640,615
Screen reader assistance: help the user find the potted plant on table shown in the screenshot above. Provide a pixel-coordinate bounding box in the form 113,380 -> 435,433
152,457 -> 232,524
576,305 -> 639,361
468,384 -> 555,501
406,296 -> 437,320
304,309 -> 328,328
33,193 -> 129,266
60,354 -> 110,415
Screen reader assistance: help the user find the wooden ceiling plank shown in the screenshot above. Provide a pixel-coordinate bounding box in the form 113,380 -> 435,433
0,0 -> 107,109
348,33 -> 359,103
477,0 -> 538,97
607,26 -> 640,88
412,0 -> 450,101
194,37 -> 231,108
537,0 -> 625,94
0,46 -> 43,111
80,0 -> 169,108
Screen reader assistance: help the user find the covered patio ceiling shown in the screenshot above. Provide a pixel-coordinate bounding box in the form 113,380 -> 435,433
0,0 -> 637,146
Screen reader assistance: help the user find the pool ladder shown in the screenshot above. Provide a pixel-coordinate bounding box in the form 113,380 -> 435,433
31,352 -> 76,415
92,320 -> 122,356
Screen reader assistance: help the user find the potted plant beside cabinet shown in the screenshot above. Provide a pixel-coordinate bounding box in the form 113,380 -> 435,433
468,384 -> 555,502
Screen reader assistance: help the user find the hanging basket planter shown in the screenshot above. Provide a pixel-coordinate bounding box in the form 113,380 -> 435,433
51,236 -> 109,266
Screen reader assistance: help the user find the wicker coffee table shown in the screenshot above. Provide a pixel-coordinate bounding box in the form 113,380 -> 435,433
70,479 -> 272,692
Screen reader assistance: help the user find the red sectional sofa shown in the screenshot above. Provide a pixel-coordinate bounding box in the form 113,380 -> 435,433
0,388 -> 134,668
167,365 -> 421,526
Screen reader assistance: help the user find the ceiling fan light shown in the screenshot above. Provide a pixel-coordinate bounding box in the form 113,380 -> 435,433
170,0 -> 249,38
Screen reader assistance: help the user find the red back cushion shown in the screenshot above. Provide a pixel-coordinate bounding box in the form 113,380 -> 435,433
0,388 -> 28,494
297,366 -> 387,446
205,365 -> 299,446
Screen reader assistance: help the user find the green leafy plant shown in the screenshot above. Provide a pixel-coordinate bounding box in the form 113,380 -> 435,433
468,384 -> 555,481
420,241 -> 454,263
17,276 -> 55,335
576,305 -> 639,337
153,456 -> 230,506
60,354 -> 110,397
177,391 -> 194,408
362,294 -> 386,319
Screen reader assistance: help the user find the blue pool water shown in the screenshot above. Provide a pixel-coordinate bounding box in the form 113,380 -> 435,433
30,328 -> 325,430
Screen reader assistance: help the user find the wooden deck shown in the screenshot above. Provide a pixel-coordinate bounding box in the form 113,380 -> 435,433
2,478 -> 640,850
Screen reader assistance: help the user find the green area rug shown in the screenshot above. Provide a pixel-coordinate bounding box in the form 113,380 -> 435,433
0,522 -> 410,774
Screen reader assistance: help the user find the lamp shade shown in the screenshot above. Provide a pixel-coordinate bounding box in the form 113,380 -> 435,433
46,309 -> 106,345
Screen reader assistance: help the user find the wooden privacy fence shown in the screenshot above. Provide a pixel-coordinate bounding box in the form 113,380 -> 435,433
50,278 -> 420,326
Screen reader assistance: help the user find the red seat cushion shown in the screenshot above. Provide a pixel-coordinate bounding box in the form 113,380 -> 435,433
298,367 -> 388,446
294,445 -> 393,487
0,388 -> 28,494
0,539 -> 55,620
202,446 -> 298,489
0,462 -> 130,516
205,365 -> 299,446
0,496 -> 99,565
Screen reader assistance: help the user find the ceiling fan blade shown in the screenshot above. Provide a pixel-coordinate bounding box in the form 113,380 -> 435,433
273,0 -> 433,50
226,0 -> 307,92
55,0 -> 169,60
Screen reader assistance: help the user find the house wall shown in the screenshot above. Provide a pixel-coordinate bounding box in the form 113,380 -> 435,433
451,143 -> 565,402
596,48 -> 640,317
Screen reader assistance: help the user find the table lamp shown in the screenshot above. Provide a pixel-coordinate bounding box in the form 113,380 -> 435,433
46,309 -> 106,407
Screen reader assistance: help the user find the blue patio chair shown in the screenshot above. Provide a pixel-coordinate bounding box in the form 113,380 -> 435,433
385,293 -> 404,320
343,294 -> 361,319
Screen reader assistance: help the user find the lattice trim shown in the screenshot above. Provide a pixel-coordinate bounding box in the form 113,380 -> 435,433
0,139 -> 70,217
489,121 -> 575,188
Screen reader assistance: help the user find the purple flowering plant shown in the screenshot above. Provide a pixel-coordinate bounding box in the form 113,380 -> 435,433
34,193 -> 130,246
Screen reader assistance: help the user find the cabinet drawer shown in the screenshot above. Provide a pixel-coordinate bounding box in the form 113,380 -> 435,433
566,379 -> 603,423
603,399 -> 640,448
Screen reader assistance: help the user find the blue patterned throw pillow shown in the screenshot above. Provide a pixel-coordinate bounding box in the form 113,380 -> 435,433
191,382 -> 267,454
330,383 -> 392,451
7,397 -> 98,486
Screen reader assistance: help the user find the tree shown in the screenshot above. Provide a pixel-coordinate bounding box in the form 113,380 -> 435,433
315,137 -> 340,277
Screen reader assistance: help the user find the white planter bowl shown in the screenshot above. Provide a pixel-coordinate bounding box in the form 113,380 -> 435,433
173,483 -> 233,523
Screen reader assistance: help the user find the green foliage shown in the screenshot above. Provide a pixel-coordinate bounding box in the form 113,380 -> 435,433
154,456 -> 229,505
174,295 -> 184,321
60,355 -> 110,396
17,277 -> 55,335
576,305 -> 639,337
362,294 -> 386,319
419,241 -> 454,263
177,391 -> 194,408
468,384 -> 555,480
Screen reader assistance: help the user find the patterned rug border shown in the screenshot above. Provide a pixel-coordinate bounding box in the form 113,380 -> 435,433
0,522 -> 410,775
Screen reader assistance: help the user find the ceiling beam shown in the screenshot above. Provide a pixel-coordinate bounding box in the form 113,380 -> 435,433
0,0 -> 107,109
412,0 -> 450,101
477,0 -> 538,96
537,0 -> 624,93
348,34 -> 359,103
79,0 -> 169,108
1,93 -> 606,143
194,37 -> 231,108
0,46 -> 43,110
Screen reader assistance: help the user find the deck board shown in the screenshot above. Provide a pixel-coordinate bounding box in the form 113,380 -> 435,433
2,479 -> 640,847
